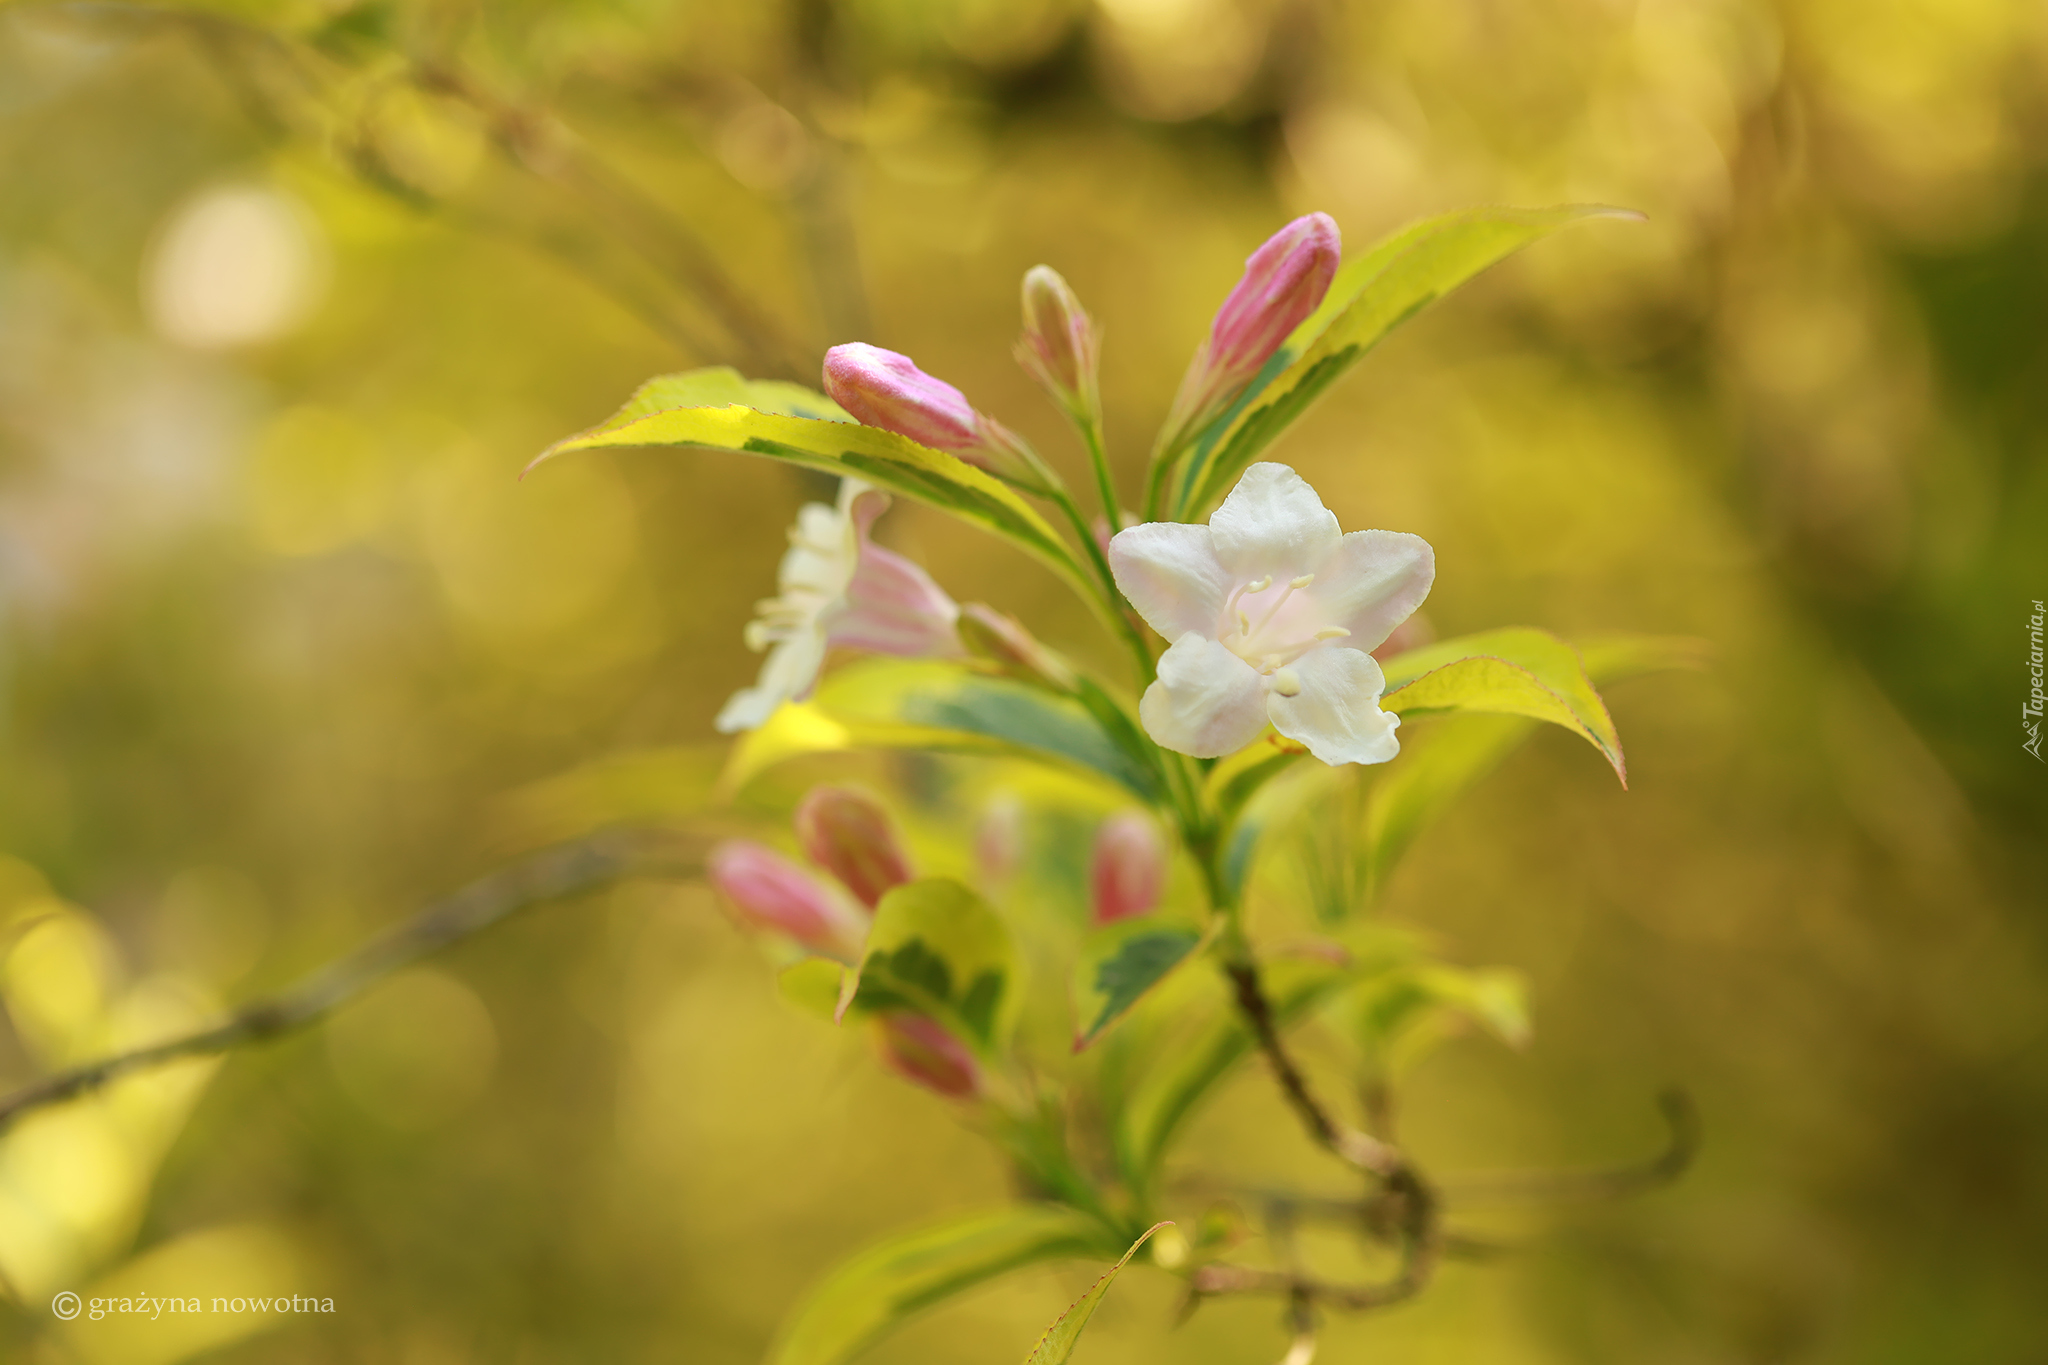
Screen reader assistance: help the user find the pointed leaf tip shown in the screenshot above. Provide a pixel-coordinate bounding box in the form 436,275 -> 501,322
1022,1223 -> 1172,1365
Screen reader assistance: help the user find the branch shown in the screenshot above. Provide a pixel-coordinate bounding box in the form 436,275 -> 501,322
0,833 -> 689,1134
1223,958 -> 1400,1178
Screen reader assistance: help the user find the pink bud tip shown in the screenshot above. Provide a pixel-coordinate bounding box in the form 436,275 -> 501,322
876,1013 -> 982,1099
794,785 -> 913,910
1162,214 -> 1342,450
823,343 -> 1044,487
1016,265 -> 1100,417
824,343 -> 982,449
1210,212 -> 1341,378
1090,811 -> 1166,926
708,841 -> 865,961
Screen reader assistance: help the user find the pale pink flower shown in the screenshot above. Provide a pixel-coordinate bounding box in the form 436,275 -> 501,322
823,343 -> 1047,489
794,785 -> 913,910
716,478 -> 960,733
1109,462 -> 1433,765
1090,811 -> 1166,925
708,841 -> 868,962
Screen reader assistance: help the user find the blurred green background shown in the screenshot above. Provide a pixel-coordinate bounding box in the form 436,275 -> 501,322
0,0 -> 2044,1361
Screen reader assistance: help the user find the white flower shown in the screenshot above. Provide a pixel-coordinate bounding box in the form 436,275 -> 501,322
716,479 -> 960,733
1107,463 -> 1434,765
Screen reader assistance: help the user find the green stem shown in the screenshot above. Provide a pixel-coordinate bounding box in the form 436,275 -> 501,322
1048,488 -> 1155,688
1079,415 -> 1122,534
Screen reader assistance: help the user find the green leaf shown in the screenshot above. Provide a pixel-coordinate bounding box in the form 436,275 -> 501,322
1379,627 -> 1627,783
841,878 -> 1015,1050
1022,1223 -> 1170,1365
1361,630 -> 1707,900
769,1206 -> 1114,1365
723,660 -> 1163,803
1072,920 -> 1205,1051
1172,205 -> 1640,517
537,382 -> 1094,603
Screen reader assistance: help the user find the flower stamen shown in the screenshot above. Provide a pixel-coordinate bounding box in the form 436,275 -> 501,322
1246,572 -> 1315,639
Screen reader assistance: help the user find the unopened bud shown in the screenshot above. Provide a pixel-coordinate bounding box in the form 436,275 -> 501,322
823,343 -> 1050,491
794,785 -> 912,910
875,1012 -> 982,1099
1160,213 -> 1340,451
1015,265 -> 1100,422
1090,811 -> 1166,926
708,841 -> 866,961
957,603 -> 1079,694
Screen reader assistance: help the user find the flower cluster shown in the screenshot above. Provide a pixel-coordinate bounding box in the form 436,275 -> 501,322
547,196 -> 1656,1365
720,213 -> 1432,769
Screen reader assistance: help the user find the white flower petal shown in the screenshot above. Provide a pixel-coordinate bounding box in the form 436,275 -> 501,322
1267,646 -> 1400,765
1139,633 -> 1269,758
714,631 -> 827,734
1304,529 -> 1435,653
1109,521 -> 1232,639
1209,462 -> 1341,582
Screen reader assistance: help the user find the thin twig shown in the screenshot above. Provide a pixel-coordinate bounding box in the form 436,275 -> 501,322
0,834 -> 688,1134
1224,958 -> 1399,1177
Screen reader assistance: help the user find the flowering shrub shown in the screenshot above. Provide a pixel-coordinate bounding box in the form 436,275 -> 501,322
539,205 -> 1692,1364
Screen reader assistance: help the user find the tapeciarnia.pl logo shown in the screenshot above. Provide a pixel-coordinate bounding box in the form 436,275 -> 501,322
2026,599 -> 2044,762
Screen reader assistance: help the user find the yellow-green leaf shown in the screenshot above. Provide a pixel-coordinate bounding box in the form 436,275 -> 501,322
840,878 -> 1015,1050
593,366 -> 853,424
1361,630 -> 1708,900
1380,627 -> 1625,783
1171,205 -> 1640,517
537,385 -> 1093,602
769,1206 -> 1114,1365
1022,1223 -> 1170,1365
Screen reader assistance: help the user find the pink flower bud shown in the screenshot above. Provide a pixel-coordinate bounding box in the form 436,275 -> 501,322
1161,213 -> 1341,450
708,841 -> 866,961
794,785 -> 912,910
956,602 -> 1079,694
1014,265 -> 1100,420
1090,811 -> 1166,926
823,343 -> 1047,489
875,1012 -> 982,1099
